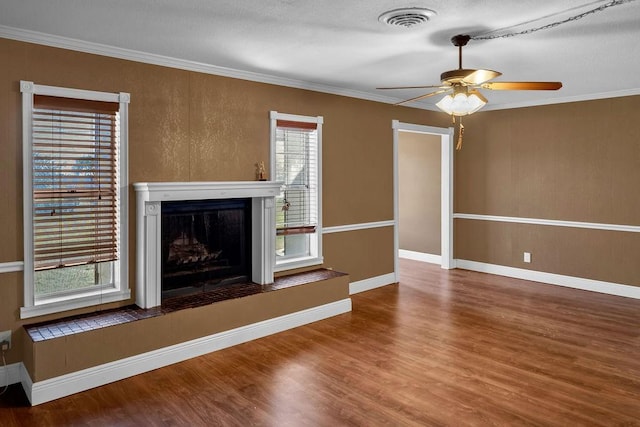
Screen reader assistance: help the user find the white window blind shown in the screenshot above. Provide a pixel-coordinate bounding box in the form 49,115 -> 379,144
32,95 -> 120,271
275,120 -> 318,237
270,111 -> 322,270
20,81 -> 130,319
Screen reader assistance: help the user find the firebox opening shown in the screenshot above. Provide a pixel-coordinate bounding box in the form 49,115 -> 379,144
161,198 -> 252,301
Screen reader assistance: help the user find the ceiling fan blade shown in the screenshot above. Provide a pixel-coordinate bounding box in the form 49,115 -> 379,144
462,69 -> 502,85
481,81 -> 563,91
395,89 -> 451,106
468,89 -> 488,103
377,84 -> 448,90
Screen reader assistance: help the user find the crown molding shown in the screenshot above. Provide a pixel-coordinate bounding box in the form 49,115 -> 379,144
482,87 -> 640,111
2,25 -> 639,112
0,25 -> 402,106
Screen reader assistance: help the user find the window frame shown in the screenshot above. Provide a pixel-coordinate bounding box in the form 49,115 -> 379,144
20,81 -> 131,319
269,111 -> 323,271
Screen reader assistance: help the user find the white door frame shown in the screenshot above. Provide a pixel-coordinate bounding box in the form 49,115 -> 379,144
392,120 -> 454,282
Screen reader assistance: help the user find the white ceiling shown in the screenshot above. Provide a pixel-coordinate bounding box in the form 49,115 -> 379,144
1,0 -> 640,111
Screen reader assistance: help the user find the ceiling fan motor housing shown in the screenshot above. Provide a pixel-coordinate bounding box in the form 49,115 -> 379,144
441,69 -> 477,84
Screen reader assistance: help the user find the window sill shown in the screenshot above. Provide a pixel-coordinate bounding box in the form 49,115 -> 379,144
20,288 -> 131,320
274,256 -> 323,273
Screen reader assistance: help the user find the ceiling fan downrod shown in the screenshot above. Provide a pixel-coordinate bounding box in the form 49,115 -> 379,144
451,34 -> 471,69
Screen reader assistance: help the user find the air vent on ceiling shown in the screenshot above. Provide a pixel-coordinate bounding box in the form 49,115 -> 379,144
378,7 -> 437,28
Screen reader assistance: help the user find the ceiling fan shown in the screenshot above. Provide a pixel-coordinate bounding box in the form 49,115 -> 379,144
378,34 -> 562,115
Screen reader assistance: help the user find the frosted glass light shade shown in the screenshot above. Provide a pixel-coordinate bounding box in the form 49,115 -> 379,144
436,92 -> 486,116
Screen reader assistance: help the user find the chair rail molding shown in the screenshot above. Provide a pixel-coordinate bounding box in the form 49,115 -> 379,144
453,213 -> 640,233
0,261 -> 24,274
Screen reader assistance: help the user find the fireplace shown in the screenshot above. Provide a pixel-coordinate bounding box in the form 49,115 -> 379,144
134,181 -> 282,309
161,198 -> 252,300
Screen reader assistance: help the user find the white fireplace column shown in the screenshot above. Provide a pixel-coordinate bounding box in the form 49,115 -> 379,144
133,181 -> 282,309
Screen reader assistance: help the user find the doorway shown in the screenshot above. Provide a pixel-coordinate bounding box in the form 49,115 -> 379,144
392,121 -> 454,282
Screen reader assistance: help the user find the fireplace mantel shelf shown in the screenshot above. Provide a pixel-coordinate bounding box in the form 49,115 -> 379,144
133,181 -> 283,202
133,181 -> 282,309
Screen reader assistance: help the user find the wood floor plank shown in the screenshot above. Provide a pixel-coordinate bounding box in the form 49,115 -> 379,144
1,258 -> 639,426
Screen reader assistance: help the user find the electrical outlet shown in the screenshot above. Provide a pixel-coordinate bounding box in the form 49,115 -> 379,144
0,330 -> 11,351
523,252 -> 532,263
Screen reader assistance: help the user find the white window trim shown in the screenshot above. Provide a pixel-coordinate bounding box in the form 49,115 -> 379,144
20,81 -> 131,319
269,111 -> 323,272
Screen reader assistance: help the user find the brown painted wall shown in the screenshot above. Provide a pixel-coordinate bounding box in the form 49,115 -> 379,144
455,97 -> 640,286
455,219 -> 640,286
2,36 -> 638,379
0,38 -> 448,369
323,227 -> 395,282
398,132 -> 441,255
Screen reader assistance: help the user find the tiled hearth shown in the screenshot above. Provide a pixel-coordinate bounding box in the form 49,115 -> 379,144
25,269 -> 346,342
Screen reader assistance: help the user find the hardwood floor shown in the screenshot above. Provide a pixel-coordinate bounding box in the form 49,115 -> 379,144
2,259 -> 640,426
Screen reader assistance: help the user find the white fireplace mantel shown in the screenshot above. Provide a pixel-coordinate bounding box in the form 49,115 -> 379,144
133,181 -> 282,309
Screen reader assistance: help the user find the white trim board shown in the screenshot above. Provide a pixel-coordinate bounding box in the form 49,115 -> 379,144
456,260 -> 640,300
0,362 -> 22,387
0,25 -> 400,108
453,213 -> 640,233
350,273 -> 396,295
0,261 -> 24,274
399,250 -> 441,265
23,298 -> 352,405
392,122 -> 454,275
3,25 -> 638,112
482,87 -> 640,112
323,220 -> 394,234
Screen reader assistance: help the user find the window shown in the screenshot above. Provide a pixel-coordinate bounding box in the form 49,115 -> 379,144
20,81 -> 130,318
270,111 -> 323,271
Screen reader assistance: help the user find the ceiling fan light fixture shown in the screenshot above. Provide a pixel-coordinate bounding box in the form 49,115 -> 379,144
436,92 -> 486,116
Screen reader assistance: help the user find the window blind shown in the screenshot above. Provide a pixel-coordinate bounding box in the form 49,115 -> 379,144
275,120 -> 318,236
32,95 -> 120,271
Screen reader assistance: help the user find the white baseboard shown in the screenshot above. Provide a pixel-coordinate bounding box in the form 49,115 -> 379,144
456,260 -> 640,300
24,298 -> 352,406
0,362 -> 23,387
399,249 -> 441,265
20,362 -> 32,397
349,273 -> 396,295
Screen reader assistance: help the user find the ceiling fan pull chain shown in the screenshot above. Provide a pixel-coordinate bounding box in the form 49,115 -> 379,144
456,119 -> 465,151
